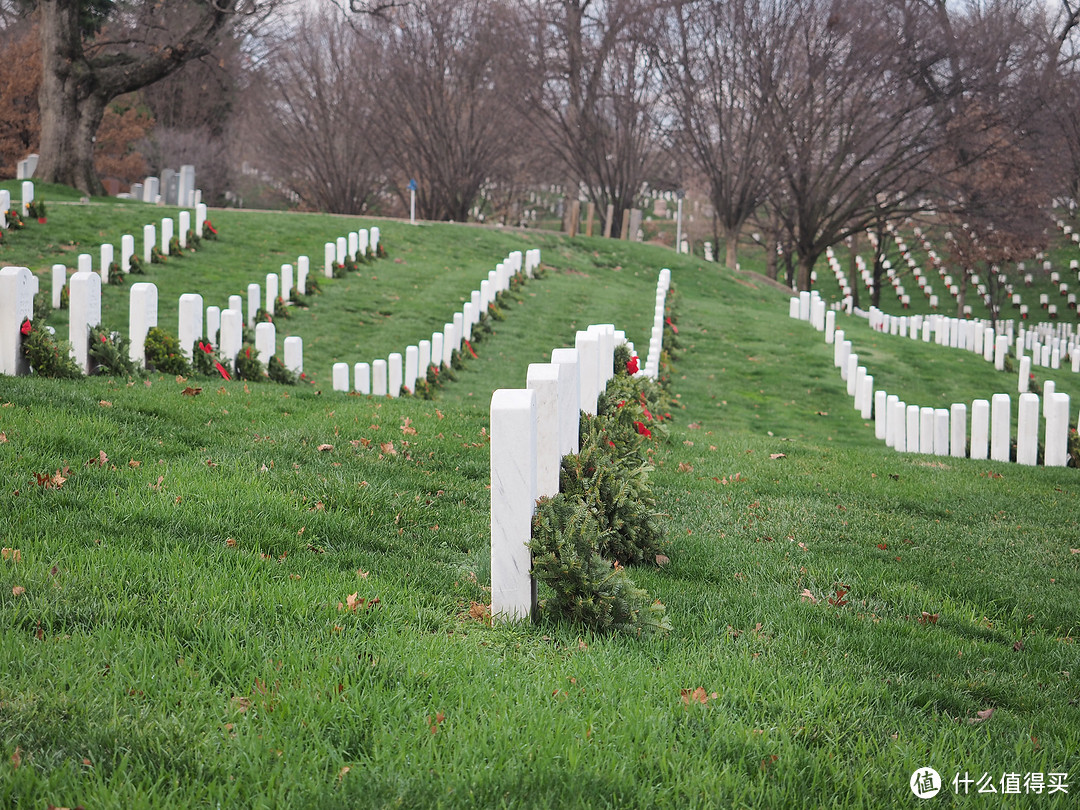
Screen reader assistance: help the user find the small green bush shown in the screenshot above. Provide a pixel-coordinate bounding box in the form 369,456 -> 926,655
20,320 -> 82,379
267,355 -> 297,385
144,327 -> 191,376
234,344 -> 265,381
88,326 -> 137,377
530,494 -> 670,636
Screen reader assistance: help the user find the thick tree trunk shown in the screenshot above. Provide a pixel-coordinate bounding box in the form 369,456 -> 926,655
797,252 -> 814,291
36,0 -> 105,194
724,225 -> 738,269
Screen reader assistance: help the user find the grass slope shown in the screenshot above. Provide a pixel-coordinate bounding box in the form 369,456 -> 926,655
1,194 -> 1078,808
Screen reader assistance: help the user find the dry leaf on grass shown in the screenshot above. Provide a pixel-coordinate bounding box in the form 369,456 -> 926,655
680,687 -> 719,705
1,548 -> 21,562
317,444 -> 334,452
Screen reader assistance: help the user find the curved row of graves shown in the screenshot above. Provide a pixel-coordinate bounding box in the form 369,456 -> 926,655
489,269 -> 670,621
328,249 -> 542,397
789,291 -> 1073,467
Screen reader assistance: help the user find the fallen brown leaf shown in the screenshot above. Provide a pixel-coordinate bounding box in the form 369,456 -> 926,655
317,444 -> 334,452
677,462 -> 693,473
655,554 -> 670,566
769,453 -> 786,460
10,746 -> 20,769
800,588 -> 818,604
12,586 -> 25,597
966,707 -> 994,724
1,547 -> 20,562
181,387 -> 202,397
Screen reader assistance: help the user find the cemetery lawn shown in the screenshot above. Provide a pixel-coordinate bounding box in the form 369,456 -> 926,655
1,197 -> 1079,808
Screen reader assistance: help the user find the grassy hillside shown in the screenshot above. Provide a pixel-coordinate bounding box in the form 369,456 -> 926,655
1,189 -> 1078,808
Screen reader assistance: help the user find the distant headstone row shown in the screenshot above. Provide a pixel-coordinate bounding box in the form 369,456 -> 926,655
789,292 -> 1073,467
123,166 -> 198,207
489,268 -> 669,622
330,248 -> 543,396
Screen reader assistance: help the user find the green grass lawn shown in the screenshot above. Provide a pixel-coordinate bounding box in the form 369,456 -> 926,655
1,190 -> 1079,808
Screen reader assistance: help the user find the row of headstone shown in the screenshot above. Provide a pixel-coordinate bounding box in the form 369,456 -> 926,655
490,291 -> 658,621
0,182 -> 36,224
798,304 -> 1073,466
640,269 -> 671,380
128,282 -> 304,376
323,227 -> 380,277
126,167 -> 197,206
331,249 -> 543,395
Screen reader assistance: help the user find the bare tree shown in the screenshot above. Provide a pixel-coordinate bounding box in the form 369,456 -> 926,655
662,0 -> 775,268
369,0 -> 524,222
761,0 -> 947,291
521,0 -> 667,237
249,6 -> 385,214
28,0 -> 287,195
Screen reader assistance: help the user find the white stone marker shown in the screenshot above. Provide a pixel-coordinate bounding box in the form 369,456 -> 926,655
846,355 -> 859,394
219,308 -> 242,370
266,273 -> 279,314
575,330 -> 601,415
254,321 -> 275,364
178,293 -> 204,360
853,365 -> 866,409
336,237 -> 347,266
332,362 -> 350,392
994,335 -> 1009,370
195,203 -> 207,237
348,232 -> 359,260
297,256 -> 309,295
228,294 -> 243,319
840,342 -> 852,378
129,283 -> 158,366
206,306 -> 221,348
404,345 -> 419,392
372,358 -> 388,397
388,352 -> 402,398
874,391 -> 888,439
143,224 -> 155,264
860,375 -> 874,420
0,190 -> 8,227
919,407 -> 935,454
990,394 -> 1011,462
470,291 -> 482,323
77,253 -> 93,277
833,330 -> 846,366
370,227 -> 380,253
1045,392 -> 1071,467
893,400 -> 907,452
1019,356 -> 1031,393
934,409 -> 950,457
21,181 -> 33,217
431,332 -> 444,370
324,243 -> 335,278
950,404 -> 967,458
283,337 -> 302,375
68,271 -> 101,374
51,264 -> 66,308
247,283 -> 260,328
825,310 -> 836,343
906,405 -> 921,453
799,290 -> 811,320
1017,393 -> 1040,466
121,234 -> 135,272
788,297 -> 800,319
490,388 -> 537,622
885,394 -> 899,446
550,347 -> 582,454
0,267 -> 34,376
100,244 -> 114,283
358,229 -> 369,257
527,363 -> 562,497
161,218 -> 173,255
463,303 -> 475,341
419,340 -> 432,373
178,211 -> 190,248
354,362 -> 370,395
983,328 -> 994,362
1043,381 -> 1056,418
281,264 -> 294,300
970,399 -> 990,460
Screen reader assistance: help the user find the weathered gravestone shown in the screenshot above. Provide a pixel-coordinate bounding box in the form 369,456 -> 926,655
178,294 -> 204,360
128,283 -> 158,367
69,272 -> 102,374
0,267 -> 34,376
490,388 -> 537,622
